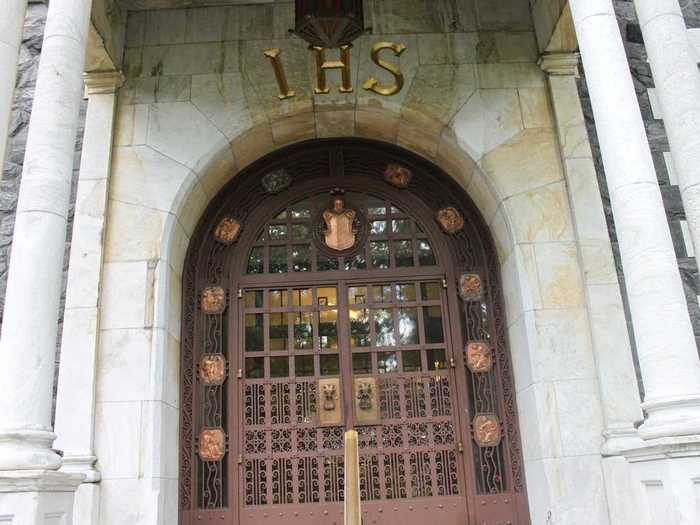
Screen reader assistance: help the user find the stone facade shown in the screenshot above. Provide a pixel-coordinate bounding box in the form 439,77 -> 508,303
1,1 -> 700,524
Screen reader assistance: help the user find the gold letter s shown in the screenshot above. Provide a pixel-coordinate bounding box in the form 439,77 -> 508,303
363,42 -> 407,96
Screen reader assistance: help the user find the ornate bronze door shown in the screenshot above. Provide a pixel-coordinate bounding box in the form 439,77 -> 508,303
180,140 -> 530,525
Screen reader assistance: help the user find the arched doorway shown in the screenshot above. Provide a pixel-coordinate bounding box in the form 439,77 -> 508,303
179,139 -> 530,525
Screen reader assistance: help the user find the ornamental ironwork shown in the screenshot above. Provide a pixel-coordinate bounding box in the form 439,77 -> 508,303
292,0 -> 365,49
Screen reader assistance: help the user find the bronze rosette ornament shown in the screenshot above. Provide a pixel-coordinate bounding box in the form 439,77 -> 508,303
201,286 -> 227,315
435,206 -> 465,234
198,428 -> 227,462
383,163 -> 413,188
473,414 -> 502,448
459,273 -> 483,302
198,354 -> 227,386
213,216 -> 242,245
466,341 -> 493,373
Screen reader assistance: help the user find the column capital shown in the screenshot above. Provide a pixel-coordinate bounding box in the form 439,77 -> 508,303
538,52 -> 580,76
83,71 -> 124,96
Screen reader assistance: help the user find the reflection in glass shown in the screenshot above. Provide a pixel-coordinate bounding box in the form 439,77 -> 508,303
269,313 -> 288,350
345,253 -> 367,270
294,312 -> 314,349
292,244 -> 311,272
246,357 -> 264,378
370,241 -> 389,269
378,352 -> 399,374
371,221 -> 387,235
417,240 -> 436,266
350,308 -> 370,347
423,306 -> 445,344
372,285 -> 392,303
270,289 -> 288,308
367,199 -> 386,216
392,219 -> 411,234
244,290 -> 263,308
403,350 -> 422,372
245,314 -> 264,351
420,282 -> 441,301
427,349 -> 447,371
247,247 -> 264,274
317,288 -> 337,306
275,210 -> 287,220
293,288 -> 312,306
292,224 -> 309,240
269,224 -> 288,240
290,202 -> 311,219
396,284 -> 416,302
270,246 -> 288,273
348,287 -> 367,305
374,309 -> 396,347
295,355 -> 315,377
353,353 -> 372,374
395,240 -> 414,267
320,354 -> 340,376
318,254 -> 339,271
391,206 -> 402,215
270,357 -> 289,378
319,310 -> 338,349
398,308 -> 419,345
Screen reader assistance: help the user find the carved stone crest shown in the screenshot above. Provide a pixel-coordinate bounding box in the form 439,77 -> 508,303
261,168 -> 292,194
473,415 -> 502,448
201,286 -> 226,314
466,342 -> 492,373
459,273 -> 482,301
318,378 -> 343,426
354,377 -> 380,425
383,163 -> 413,188
198,354 -> 227,385
199,428 -> 227,461
213,217 -> 241,245
436,206 -> 465,234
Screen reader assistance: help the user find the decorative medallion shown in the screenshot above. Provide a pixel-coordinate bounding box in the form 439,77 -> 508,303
198,427 -> 227,462
313,190 -> 368,257
213,217 -> 242,245
201,286 -> 226,314
473,415 -> 502,448
354,377 -> 380,425
436,206 -> 465,234
318,378 -> 343,426
466,342 -> 493,373
198,354 -> 227,385
383,163 -> 413,188
261,168 -> 292,194
459,273 -> 482,302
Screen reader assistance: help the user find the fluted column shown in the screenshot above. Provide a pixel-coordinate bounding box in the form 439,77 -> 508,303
0,0 -> 28,166
0,0 -> 93,471
634,0 -> 700,260
570,0 -> 700,439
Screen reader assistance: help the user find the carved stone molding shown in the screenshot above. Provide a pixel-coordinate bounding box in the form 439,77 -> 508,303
538,53 -> 580,77
83,70 -> 125,96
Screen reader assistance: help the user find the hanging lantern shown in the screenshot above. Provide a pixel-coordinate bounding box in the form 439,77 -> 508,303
293,0 -> 365,49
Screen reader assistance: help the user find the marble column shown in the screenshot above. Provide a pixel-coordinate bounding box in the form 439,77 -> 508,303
0,0 -> 28,166
634,0 -> 700,259
570,0 -> 700,439
0,0 -> 92,474
53,70 -> 122,525
539,52 -> 644,454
